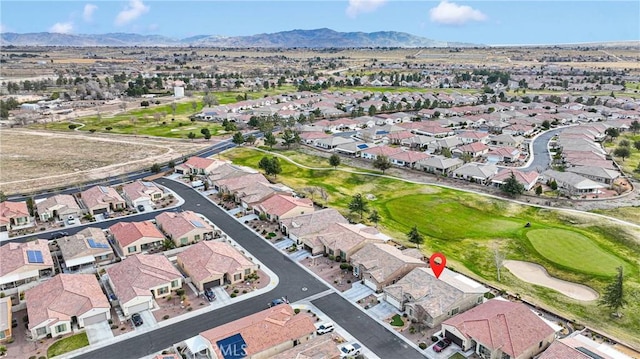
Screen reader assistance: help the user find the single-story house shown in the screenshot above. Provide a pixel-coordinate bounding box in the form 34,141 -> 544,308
274,334 -> 342,359
384,267 -> 488,328
334,141 -> 374,157
565,166 -> 620,185
388,150 -> 431,168
0,201 -> 32,232
109,221 -> 165,256
106,253 -> 183,316
491,169 -> 540,191
121,180 -> 164,208
177,241 -> 257,292
58,227 -> 115,271
452,142 -> 490,159
415,156 -> 464,175
350,243 -> 427,292
192,305 -> 315,359
279,208 -> 349,244
236,182 -> 293,211
485,146 -> 521,163
0,297 -> 12,343
0,240 -> 54,290
542,170 -> 606,196
254,194 -> 314,222
175,156 -> 225,176
315,136 -> 354,150
442,299 -> 557,359
489,134 -> 525,148
301,222 -> 387,260
25,274 -> 110,339
360,145 -> 403,160
213,172 -> 270,195
80,186 -> 126,215
155,210 -> 215,247
35,194 -> 82,222
452,163 -> 499,185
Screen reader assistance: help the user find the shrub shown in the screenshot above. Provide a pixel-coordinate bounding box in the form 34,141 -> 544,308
419,343 -> 427,350
328,255 -> 335,261
166,295 -> 172,301
230,293 -> 236,298
339,263 -> 349,270
110,324 -> 118,329
233,289 -> 239,294
68,124 -> 78,130
294,308 -> 301,314
347,280 -> 351,284
163,315 -> 170,320
187,307 -> 193,311
176,289 -> 185,296
242,290 -> 247,294
431,335 -> 439,342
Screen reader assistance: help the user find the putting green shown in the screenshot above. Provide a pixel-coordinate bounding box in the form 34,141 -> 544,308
527,229 -> 628,276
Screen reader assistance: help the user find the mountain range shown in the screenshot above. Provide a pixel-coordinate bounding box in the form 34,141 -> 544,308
0,28 -> 480,48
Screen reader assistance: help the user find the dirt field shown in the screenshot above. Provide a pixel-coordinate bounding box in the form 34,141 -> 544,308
0,129 -> 209,195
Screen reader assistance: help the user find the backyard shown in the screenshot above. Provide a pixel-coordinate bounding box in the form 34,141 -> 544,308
220,147 -> 640,349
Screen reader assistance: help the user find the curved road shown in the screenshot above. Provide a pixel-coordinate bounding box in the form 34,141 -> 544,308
521,128 -> 563,172
67,179 -> 424,359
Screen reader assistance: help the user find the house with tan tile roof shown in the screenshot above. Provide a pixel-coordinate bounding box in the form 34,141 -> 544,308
109,221 -> 165,256
25,273 -> 110,339
175,156 -> 226,175
491,169 -> 540,191
384,267 -> 488,328
121,180 -> 164,208
177,241 -> 257,292
273,334 -> 341,359
0,240 -> 53,290
279,208 -> 348,244
80,185 -> 126,215
208,163 -> 256,183
0,297 -> 12,343
235,181 -> 293,211
255,194 -> 314,222
350,243 -> 427,292
106,254 -> 182,316
214,173 -> 270,196
415,155 -> 464,175
196,304 -> 315,359
303,222 -> 387,260
35,194 -> 82,222
452,163 -> 499,185
0,201 -> 32,232
442,299 -> 556,359
388,150 -> 431,168
453,142 -> 490,159
155,210 -> 214,247
57,227 -> 114,271
360,145 -> 403,160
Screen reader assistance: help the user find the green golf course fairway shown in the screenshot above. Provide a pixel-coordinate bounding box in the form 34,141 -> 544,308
527,229 -> 630,277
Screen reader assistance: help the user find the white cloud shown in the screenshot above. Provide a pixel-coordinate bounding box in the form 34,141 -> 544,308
49,22 -> 74,34
0,24 -> 7,33
83,4 -> 98,22
429,0 -> 487,25
346,0 -> 387,18
115,0 -> 150,26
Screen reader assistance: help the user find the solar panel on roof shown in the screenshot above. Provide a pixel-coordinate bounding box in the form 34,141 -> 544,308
26,250 -> 44,263
87,238 -> 109,249
190,220 -> 205,228
357,144 -> 368,149
216,333 -> 247,359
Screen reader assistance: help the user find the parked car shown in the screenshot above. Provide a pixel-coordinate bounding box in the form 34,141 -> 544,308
131,313 -> 143,327
339,342 -> 362,358
137,204 -> 145,212
433,338 -> 452,352
204,288 -> 216,302
316,322 -> 335,335
102,212 -> 110,219
268,297 -> 288,308
67,215 -> 76,225
50,231 -> 68,240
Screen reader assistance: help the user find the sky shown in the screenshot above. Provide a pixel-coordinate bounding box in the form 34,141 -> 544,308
0,0 -> 638,45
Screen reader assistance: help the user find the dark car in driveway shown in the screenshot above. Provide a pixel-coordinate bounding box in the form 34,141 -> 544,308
137,204 -> 145,212
433,338 -> 452,352
204,288 -> 216,302
268,297 -> 288,308
131,313 -> 143,327
50,232 -> 68,240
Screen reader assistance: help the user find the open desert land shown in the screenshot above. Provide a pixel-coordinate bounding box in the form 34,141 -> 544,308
0,129 -> 209,195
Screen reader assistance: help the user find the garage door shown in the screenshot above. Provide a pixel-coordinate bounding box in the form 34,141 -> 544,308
364,278 -> 377,291
128,302 -> 151,315
83,312 -> 108,326
203,279 -> 221,289
93,207 -> 108,214
385,294 -> 402,310
445,329 -> 463,348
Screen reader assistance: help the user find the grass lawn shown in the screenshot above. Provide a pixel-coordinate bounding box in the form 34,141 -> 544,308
390,314 -> 405,326
221,147 -> 640,348
527,229 -> 631,277
448,354 -> 466,359
606,133 -> 640,180
591,207 -> 640,226
47,332 -> 89,358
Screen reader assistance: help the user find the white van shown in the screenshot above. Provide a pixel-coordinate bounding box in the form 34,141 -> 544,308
316,322 -> 335,335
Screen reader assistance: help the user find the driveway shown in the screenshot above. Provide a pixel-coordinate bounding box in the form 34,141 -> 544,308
85,321 -> 114,345
342,282 -> 374,302
134,310 -> 157,331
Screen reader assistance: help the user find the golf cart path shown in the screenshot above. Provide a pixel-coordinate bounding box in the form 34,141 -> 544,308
504,260 -> 599,301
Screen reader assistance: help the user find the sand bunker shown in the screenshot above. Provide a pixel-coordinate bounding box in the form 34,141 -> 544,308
504,260 -> 599,301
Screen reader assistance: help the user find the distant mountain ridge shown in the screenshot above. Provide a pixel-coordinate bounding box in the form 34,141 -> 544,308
0,28 -> 480,48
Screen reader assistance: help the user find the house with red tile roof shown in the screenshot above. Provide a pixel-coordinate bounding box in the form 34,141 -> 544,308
175,156 -> 225,176
121,180 -> 164,208
360,145 -> 403,160
80,185 -> 126,215
280,208 -> 348,245
255,194 -> 314,222
485,146 -> 522,163
457,131 -> 490,144
537,340 -> 591,359
350,243 -> 427,292
25,273 -> 110,339
442,299 -> 556,359
388,150 -> 431,168
0,201 -> 32,232
453,142 -> 490,159
177,241 -> 257,292
235,181 -> 293,211
0,240 -> 54,289
214,173 -> 270,196
106,254 -> 182,316
35,194 -> 82,222
491,169 -> 540,191
109,221 -> 165,256
194,305 -> 315,359
155,210 -> 215,247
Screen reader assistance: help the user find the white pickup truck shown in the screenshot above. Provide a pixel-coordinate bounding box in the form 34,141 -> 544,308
339,342 -> 362,358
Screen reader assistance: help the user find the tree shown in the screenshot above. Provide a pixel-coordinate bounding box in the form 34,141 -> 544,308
348,193 -> 369,221
232,131 -> 245,145
501,172 -> 525,197
630,120 -> 640,135
634,140 -> 640,151
191,101 -> 198,112
264,132 -> 277,149
245,134 -> 257,145
599,266 -> 627,317
535,185 -> 543,196
258,156 -> 281,178
187,132 -> 196,141
281,129 -> 297,149
549,180 -> 558,191
613,146 -> 630,161
329,154 -> 341,168
141,100 -> 150,107
168,160 -> 176,169
441,148 -> 452,158
0,191 -> 6,202
170,102 -> 177,117
373,155 -> 392,174
150,163 -> 161,173
25,196 -> 35,217
368,210 -> 380,228
202,93 -> 218,107
541,120 -> 551,130
605,127 -> 620,142
407,225 -> 424,249
619,139 -> 630,147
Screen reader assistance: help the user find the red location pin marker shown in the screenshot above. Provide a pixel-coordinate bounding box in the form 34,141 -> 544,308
429,253 -> 446,279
